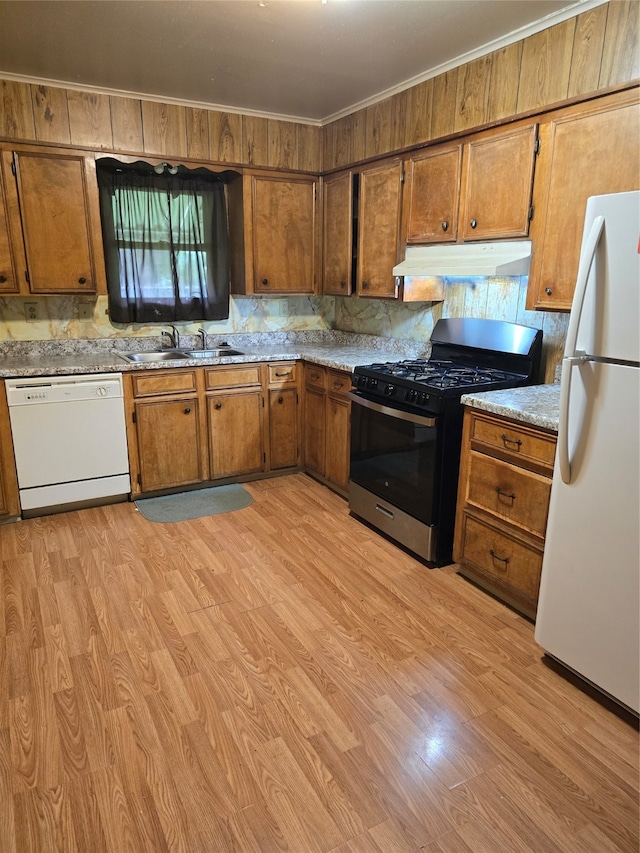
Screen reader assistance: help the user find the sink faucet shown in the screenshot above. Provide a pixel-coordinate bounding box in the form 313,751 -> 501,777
162,326 -> 180,349
197,328 -> 207,350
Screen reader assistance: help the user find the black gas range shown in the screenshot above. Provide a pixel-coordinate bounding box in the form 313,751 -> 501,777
348,318 -> 543,567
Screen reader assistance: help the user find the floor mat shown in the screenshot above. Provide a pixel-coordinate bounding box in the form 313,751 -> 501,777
135,483 -> 253,522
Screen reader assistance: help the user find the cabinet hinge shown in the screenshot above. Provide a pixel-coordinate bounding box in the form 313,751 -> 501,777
400,170 -> 405,184
263,452 -> 266,464
132,410 -> 137,423
11,154 -> 17,176
528,204 -> 535,222
24,270 -> 30,283
534,137 -> 541,155
137,473 -> 141,485
262,396 -> 265,408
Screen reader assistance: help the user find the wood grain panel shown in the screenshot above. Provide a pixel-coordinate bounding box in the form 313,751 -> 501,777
267,119 -> 298,170
517,19 -> 576,112
568,5 -> 608,97
185,108 -> 210,160
431,70 -> 457,139
109,96 -> 143,152
389,90 -> 408,153
208,111 -> 242,164
403,79 -> 433,148
365,100 -> 392,159
599,0 -> 640,88
141,101 -> 187,158
30,85 -> 70,144
487,42 -> 523,122
297,123 -> 322,173
455,54 -> 492,132
322,121 -> 337,171
242,116 -> 268,167
67,91 -> 112,149
350,109 -> 367,163
332,115 -> 354,170
0,80 -> 35,140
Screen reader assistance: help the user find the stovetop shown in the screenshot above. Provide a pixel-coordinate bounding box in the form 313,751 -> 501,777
352,357 -> 530,413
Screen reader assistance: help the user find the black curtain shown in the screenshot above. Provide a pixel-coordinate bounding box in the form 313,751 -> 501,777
97,161 -> 230,323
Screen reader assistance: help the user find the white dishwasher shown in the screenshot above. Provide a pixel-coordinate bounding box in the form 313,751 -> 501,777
6,372 -> 131,515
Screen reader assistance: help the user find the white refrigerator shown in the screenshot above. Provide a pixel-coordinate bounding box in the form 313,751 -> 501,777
535,190 -> 640,714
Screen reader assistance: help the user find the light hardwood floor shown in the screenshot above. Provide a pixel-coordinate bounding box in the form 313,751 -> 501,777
1,473 -> 637,852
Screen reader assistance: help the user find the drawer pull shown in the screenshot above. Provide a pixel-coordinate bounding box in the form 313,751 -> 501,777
489,549 -> 510,566
275,371 -> 290,377
495,487 -> 516,502
501,433 -> 522,449
375,504 -> 394,519
333,381 -> 344,389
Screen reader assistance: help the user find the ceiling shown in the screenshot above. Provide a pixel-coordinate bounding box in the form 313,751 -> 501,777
0,0 -> 591,123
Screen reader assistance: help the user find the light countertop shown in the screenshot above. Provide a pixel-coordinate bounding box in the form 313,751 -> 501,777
461,383 -> 561,433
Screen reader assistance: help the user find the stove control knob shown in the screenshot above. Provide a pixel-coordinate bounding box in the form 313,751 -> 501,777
370,378 -> 378,389
357,375 -> 367,388
405,389 -> 417,403
417,392 -> 429,406
384,383 -> 395,396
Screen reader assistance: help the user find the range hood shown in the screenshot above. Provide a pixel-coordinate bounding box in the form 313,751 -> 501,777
393,241 -> 532,278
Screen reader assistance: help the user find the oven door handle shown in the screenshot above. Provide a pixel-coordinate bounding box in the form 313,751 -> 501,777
347,392 -> 437,427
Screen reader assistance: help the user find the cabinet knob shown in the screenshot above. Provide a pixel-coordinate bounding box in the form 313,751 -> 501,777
361,281 -> 368,290
545,287 -> 553,296
184,407 -> 191,414
0,275 -> 6,283
340,280 -> 346,289
214,402 -> 222,410
277,396 -> 284,404
441,221 -> 448,232
261,278 -> 269,286
469,219 -> 477,229
78,277 -> 87,284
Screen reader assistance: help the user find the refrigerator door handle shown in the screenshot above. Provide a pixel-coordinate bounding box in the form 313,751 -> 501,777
563,215 -> 605,359
558,354 -> 589,484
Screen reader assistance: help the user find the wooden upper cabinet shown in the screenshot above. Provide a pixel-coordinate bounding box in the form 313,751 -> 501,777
527,89 -> 640,311
6,147 -> 102,294
322,170 -> 353,295
357,158 -> 403,298
248,172 -> 318,294
405,145 -> 462,243
460,123 -> 537,240
403,122 -> 537,246
0,158 -> 25,294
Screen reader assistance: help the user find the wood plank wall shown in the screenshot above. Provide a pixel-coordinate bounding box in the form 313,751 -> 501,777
324,0 -> 639,170
0,1 -> 637,175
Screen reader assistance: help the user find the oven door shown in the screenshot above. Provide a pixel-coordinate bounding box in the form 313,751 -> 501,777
348,392 -> 440,524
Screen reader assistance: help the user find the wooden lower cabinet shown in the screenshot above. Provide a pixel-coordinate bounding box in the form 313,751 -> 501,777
125,369 -> 208,496
303,364 -> 352,495
206,364 -> 265,478
268,361 -> 300,470
0,380 -> 20,519
454,407 -> 557,619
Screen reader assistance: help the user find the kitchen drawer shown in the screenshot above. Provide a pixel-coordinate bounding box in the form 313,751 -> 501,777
327,369 -> 352,399
304,364 -> 326,391
466,451 -> 551,537
470,411 -> 556,472
131,370 -> 199,398
205,365 -> 262,390
458,511 -> 543,604
269,362 -> 298,386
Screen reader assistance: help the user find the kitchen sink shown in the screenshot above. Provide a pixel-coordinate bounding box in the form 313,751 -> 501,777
118,347 -> 244,363
118,350 -> 191,363
185,348 -> 244,357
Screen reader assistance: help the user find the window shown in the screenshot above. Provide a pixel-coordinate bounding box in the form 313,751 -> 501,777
97,160 -> 230,323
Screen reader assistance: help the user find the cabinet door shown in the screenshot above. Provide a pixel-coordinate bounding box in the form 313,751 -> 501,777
405,146 -> 462,244
0,158 -> 24,294
460,123 -> 537,241
527,92 -> 640,311
325,394 -> 350,492
304,385 -> 326,476
135,396 -> 205,492
252,174 -> 317,294
208,390 -> 264,478
10,149 -> 98,294
357,159 -> 403,298
0,381 -> 20,518
322,170 -> 353,295
269,387 -> 299,470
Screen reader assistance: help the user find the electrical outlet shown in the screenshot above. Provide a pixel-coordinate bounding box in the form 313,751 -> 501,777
25,301 -> 38,321
277,299 -> 288,317
78,301 -> 94,321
